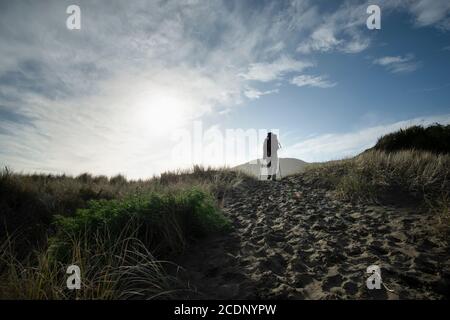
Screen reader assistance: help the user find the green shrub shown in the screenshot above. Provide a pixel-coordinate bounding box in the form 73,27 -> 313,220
51,188 -> 230,261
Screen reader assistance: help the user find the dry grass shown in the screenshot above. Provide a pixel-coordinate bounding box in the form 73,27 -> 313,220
0,230 -> 193,299
0,166 -> 250,251
306,150 -> 449,202
0,166 -> 252,299
305,150 -> 450,234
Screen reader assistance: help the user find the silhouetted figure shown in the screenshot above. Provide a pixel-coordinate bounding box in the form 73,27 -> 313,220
263,132 -> 281,180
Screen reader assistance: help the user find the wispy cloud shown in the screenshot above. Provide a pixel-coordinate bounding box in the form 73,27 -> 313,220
241,56 -> 313,82
297,26 -> 369,55
244,88 -> 279,99
297,27 -> 343,54
414,82 -> 450,93
290,75 -> 336,88
373,54 -> 420,73
296,2 -> 372,55
0,0 -> 449,177
0,1 -> 319,177
295,0 -> 450,55
408,0 -> 450,30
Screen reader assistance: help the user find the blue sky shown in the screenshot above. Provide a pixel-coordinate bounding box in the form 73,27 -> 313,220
0,0 -> 450,178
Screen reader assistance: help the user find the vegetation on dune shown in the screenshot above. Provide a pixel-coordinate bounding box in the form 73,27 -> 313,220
0,166 -> 248,299
307,150 -> 449,203
1,230 -> 192,299
0,166 -> 245,252
51,188 -> 230,262
305,124 -> 450,233
372,123 -> 450,154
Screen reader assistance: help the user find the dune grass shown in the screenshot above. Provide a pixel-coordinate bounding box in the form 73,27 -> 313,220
0,231 -> 192,299
373,123 -> 450,154
305,149 -> 449,202
0,166 -> 249,299
305,149 -> 450,232
305,124 -> 450,210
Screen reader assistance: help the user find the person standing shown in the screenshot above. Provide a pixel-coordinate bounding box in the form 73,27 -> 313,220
263,132 -> 281,180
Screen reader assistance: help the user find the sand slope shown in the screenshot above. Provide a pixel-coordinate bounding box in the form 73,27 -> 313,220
233,158 -> 308,178
180,174 -> 449,299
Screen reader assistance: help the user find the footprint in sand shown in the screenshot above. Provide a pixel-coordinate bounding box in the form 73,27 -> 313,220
178,175 -> 449,300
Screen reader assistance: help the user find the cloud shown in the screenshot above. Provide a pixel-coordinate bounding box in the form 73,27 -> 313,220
408,0 -> 450,29
290,75 -> 336,88
266,41 -> 285,54
374,56 -> 410,65
296,0 -> 450,56
283,114 -> 450,162
296,2 -> 372,55
297,27 -> 342,54
0,0 -> 449,178
244,88 -> 279,99
414,82 -> 450,93
241,56 -> 313,82
297,27 -> 369,55
342,34 -> 371,53
373,54 -> 420,73
0,0 -> 323,178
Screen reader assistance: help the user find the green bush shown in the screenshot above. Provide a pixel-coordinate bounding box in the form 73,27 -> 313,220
51,188 -> 230,261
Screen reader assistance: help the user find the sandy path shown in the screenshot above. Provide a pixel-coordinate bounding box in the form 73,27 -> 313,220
180,175 -> 449,299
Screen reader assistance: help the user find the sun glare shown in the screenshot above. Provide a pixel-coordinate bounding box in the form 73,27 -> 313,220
131,91 -> 186,135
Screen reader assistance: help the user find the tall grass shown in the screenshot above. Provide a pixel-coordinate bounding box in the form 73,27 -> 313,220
305,150 -> 450,235
0,166 -> 249,299
0,230 -> 193,299
306,150 -> 449,203
0,166 -> 247,254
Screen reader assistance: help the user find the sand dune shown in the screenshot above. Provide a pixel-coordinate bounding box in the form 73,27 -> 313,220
180,174 -> 449,299
233,158 -> 308,179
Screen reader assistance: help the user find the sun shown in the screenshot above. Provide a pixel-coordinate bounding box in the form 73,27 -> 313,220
130,90 -> 187,135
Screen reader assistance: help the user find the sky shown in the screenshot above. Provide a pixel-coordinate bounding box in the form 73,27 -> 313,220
0,0 -> 449,178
